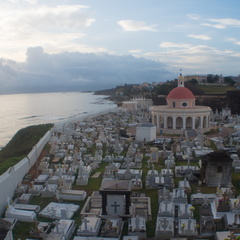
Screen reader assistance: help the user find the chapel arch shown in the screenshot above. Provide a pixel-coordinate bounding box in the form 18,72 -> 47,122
186,117 -> 193,129
176,117 -> 183,129
203,116 -> 207,128
167,117 -> 173,129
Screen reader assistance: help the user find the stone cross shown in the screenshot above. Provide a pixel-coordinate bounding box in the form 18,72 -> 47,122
111,201 -> 120,213
184,178 -> 187,187
55,220 -> 59,233
82,218 -> 90,230
147,160 -> 150,168
135,215 -> 140,230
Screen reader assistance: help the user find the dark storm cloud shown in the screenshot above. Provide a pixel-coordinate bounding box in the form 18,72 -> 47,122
0,47 -> 174,94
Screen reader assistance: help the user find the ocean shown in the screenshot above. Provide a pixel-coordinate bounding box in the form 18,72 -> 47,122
0,92 -> 116,148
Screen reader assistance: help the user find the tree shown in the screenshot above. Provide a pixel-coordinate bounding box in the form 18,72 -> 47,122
224,76 -> 236,86
213,75 -> 219,83
188,78 -> 198,85
207,74 -> 214,83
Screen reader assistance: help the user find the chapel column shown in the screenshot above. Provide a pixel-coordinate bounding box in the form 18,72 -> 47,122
173,115 -> 176,129
200,116 -> 204,128
164,115 -> 167,129
192,116 -> 196,129
183,115 -> 186,129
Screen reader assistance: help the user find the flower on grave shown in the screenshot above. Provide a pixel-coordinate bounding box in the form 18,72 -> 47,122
189,206 -> 195,211
181,224 -> 186,229
218,198 -> 223,203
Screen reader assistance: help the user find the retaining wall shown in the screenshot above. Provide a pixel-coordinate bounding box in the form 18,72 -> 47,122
0,130 -> 52,216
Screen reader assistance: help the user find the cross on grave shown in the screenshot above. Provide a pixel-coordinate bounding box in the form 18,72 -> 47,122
82,218 -> 90,230
222,190 -> 229,201
160,218 -> 169,230
228,231 -> 237,240
111,201 -> 120,213
55,220 -> 59,233
135,215 -> 140,230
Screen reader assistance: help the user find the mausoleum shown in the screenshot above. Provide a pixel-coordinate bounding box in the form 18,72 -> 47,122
150,74 -> 211,134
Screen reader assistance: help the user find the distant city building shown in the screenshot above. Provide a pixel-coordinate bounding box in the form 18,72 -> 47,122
122,98 -> 153,112
184,74 -> 207,83
150,74 -> 212,134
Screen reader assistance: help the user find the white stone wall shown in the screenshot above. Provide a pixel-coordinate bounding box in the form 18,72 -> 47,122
0,130 -> 52,215
135,125 -> 156,142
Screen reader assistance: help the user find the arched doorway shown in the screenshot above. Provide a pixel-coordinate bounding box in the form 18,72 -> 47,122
186,117 -> 193,129
176,117 -> 183,129
167,117 -> 173,129
203,116 -> 207,128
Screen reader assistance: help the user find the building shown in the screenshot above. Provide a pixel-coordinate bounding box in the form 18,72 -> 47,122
201,151 -> 232,187
135,123 -> 156,142
150,74 -> 211,134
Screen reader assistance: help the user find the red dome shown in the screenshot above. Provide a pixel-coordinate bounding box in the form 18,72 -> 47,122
166,87 -> 195,100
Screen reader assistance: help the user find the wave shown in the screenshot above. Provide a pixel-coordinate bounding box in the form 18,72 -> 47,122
20,115 -> 41,120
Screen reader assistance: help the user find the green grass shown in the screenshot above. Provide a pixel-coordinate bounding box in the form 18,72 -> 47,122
13,222 -> 35,240
197,85 -> 236,94
0,124 -> 53,176
0,157 -> 22,175
232,172 -> 240,196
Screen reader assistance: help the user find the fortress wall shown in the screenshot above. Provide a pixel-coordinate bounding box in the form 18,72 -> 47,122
0,130 -> 52,216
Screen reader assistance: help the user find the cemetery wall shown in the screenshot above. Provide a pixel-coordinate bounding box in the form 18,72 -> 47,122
0,130 -> 52,216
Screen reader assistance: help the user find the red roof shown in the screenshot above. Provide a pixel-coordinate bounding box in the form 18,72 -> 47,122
166,87 -> 195,100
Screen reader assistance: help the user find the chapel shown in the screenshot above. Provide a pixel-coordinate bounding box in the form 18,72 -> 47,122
150,74 -> 211,134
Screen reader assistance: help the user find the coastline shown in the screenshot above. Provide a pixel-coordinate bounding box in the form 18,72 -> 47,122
0,92 -> 117,148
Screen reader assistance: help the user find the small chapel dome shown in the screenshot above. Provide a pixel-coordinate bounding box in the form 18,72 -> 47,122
166,73 -> 195,100
166,87 -> 195,100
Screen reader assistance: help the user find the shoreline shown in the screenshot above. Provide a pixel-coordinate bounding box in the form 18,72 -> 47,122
0,92 -> 117,149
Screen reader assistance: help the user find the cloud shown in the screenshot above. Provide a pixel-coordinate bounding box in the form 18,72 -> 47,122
145,41 -> 240,74
7,0 -> 37,3
226,37 -> 240,45
128,49 -> 143,53
201,23 -> 226,29
0,47 -> 173,94
187,14 -> 200,20
0,4 -> 96,61
187,34 -> 211,40
117,20 -> 157,32
159,41 -> 191,48
202,18 -> 240,29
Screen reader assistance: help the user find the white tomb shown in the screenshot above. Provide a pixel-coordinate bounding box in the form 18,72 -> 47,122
50,219 -> 76,240
40,202 -> 79,219
155,217 -> 174,239
77,217 -> 101,236
56,189 -> 87,201
5,198 -> 36,222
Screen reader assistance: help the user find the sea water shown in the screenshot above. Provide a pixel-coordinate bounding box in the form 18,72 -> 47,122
0,92 -> 116,148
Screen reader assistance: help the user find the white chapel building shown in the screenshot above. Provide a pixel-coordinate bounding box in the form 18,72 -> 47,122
150,74 -> 211,134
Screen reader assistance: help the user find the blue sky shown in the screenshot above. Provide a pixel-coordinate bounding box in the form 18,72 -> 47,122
0,0 -> 240,93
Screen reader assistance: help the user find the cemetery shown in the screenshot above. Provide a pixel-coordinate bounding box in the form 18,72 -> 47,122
1,93 -> 240,240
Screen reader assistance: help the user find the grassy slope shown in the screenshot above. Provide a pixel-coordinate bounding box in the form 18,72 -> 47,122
0,124 -> 53,175
197,85 -> 237,94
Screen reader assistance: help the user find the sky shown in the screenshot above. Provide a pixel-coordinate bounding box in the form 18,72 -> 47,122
0,0 -> 240,94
